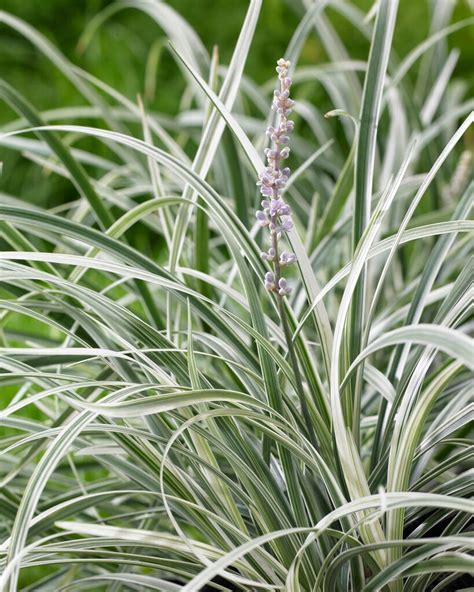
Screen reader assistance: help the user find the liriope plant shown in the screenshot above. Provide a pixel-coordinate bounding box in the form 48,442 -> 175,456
0,0 -> 473,590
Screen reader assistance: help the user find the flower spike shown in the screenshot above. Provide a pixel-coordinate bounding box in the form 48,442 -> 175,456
257,58 -> 296,296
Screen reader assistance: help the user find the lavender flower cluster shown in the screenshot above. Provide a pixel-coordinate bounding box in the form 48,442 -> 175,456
255,58 -> 297,297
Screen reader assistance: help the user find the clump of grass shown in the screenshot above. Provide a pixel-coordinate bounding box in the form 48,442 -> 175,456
0,1 -> 473,590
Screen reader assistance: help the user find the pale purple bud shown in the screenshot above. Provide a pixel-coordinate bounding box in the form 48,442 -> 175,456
264,148 -> 278,160
256,210 -> 269,226
278,277 -> 292,296
265,271 -> 275,282
261,247 -> 276,261
281,219 -> 293,232
280,251 -> 297,266
264,271 -> 276,291
258,173 -> 273,186
280,147 -> 290,159
269,199 -> 281,215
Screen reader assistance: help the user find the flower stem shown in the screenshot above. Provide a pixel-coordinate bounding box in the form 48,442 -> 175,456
272,232 -> 317,449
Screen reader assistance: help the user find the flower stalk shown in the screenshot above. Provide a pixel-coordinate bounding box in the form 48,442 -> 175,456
256,58 -> 317,448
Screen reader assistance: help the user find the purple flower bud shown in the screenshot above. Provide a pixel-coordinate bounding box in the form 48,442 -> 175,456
280,251 -> 297,266
265,271 -> 275,283
269,222 -> 279,235
268,199 -> 292,216
281,219 -> 293,232
278,277 -> 292,296
264,148 -> 278,160
261,247 -> 276,261
256,210 -> 269,226
264,271 -> 276,291
260,173 -> 273,186
280,147 -> 290,159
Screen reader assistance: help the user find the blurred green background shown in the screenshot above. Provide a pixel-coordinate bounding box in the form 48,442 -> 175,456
1,0 -> 473,207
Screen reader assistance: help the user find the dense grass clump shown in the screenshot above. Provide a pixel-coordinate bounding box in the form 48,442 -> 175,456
0,1 -> 473,590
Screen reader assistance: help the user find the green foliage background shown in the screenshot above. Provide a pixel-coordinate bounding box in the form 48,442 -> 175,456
0,1 -> 473,590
